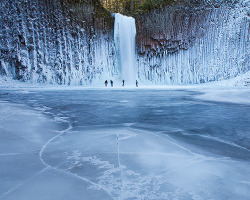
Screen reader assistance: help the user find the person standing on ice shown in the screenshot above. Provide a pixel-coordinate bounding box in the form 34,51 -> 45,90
122,80 -> 125,87
136,80 -> 138,87
105,80 -> 108,87
110,80 -> 113,87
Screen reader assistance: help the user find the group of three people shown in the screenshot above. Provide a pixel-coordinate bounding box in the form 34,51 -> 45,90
105,80 -> 138,87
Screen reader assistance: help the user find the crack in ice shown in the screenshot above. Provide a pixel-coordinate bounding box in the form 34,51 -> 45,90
38,123 -> 115,199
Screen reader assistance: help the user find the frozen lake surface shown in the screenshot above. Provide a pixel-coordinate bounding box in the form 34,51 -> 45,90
0,88 -> 250,200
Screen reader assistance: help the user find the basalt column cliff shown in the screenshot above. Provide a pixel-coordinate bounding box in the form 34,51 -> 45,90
0,0 -> 249,85
135,0 -> 249,84
0,0 -> 115,85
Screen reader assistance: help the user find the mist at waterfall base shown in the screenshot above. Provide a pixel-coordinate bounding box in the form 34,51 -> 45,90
1,87 -> 250,200
114,13 -> 137,86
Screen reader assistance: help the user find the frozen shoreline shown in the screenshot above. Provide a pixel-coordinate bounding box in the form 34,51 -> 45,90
1,71 -> 249,88
1,71 -> 250,105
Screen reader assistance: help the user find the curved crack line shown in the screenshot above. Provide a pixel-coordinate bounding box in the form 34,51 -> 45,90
39,123 -> 115,200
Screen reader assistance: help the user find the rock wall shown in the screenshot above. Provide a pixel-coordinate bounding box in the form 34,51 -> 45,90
0,0 -> 116,85
1,0 -> 249,85
135,0 -> 250,84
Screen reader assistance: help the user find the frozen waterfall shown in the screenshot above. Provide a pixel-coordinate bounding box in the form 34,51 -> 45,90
114,13 -> 137,86
0,0 -> 249,86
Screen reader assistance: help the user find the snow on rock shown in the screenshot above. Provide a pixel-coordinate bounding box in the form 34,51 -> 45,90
0,0 -> 249,86
0,0 -> 116,86
136,1 -> 250,85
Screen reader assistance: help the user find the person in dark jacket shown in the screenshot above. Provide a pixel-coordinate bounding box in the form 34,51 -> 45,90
110,80 -> 113,87
105,80 -> 108,87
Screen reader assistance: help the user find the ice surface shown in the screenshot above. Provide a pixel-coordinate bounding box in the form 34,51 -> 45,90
0,88 -> 250,200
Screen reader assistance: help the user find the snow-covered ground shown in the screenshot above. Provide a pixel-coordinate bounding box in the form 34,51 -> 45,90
192,71 -> 250,105
1,71 -> 250,104
0,72 -> 250,200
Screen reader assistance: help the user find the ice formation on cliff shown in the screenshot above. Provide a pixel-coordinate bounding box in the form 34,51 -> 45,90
0,0 -> 249,85
0,0 -> 116,85
136,3 -> 249,85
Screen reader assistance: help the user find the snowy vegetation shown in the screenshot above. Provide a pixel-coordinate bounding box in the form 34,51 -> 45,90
99,0 -> 175,16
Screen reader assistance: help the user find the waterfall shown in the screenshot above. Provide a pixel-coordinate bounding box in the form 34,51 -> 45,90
1,0 -> 248,86
114,13 -> 137,86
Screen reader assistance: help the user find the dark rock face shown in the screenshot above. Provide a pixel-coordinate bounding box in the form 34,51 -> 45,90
0,0 -> 115,85
136,0 -> 242,55
0,0 -> 249,85
135,1 -> 249,84
136,5 -> 209,55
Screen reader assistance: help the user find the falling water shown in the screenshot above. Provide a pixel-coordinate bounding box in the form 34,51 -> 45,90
114,13 -> 136,86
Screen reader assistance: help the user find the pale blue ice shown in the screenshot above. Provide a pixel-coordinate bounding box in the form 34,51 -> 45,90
0,88 -> 250,200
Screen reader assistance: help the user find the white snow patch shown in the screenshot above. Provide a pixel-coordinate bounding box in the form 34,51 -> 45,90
190,71 -> 250,105
54,116 -> 69,123
194,88 -> 250,105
